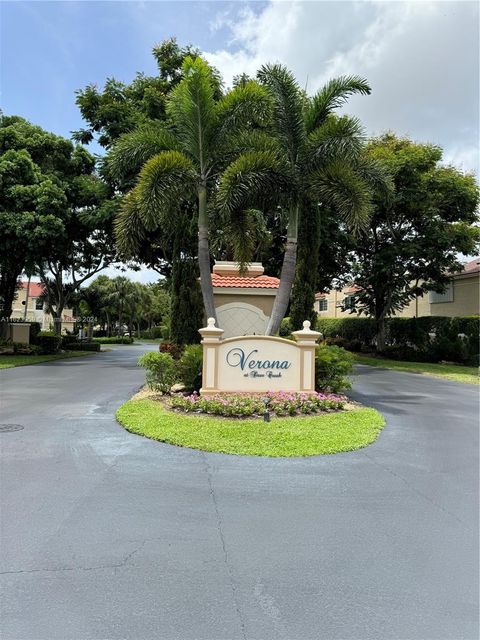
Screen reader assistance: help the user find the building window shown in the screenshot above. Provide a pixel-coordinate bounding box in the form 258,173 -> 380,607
343,295 -> 356,310
318,298 -> 328,312
429,282 -> 453,304
35,298 -> 43,310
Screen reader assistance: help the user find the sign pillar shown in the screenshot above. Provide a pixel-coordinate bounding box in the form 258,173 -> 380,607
199,317 -> 224,395
292,321 -> 322,392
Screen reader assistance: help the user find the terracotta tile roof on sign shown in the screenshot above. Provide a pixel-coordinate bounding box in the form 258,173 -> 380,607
21,281 -> 44,297
212,274 -> 280,289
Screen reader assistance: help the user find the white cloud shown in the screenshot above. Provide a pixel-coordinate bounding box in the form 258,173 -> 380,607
204,0 -> 479,175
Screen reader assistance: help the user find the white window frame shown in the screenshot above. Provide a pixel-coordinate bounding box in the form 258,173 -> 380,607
318,298 -> 328,312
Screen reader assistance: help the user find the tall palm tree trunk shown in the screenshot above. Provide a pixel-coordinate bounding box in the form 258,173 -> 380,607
266,206 -> 299,335
197,185 -> 217,323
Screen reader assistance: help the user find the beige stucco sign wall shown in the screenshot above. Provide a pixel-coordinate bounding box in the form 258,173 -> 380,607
199,318 -> 321,395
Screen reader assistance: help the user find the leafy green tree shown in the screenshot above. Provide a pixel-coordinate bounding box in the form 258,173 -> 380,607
111,56 -> 271,321
37,189 -> 117,335
0,115 -> 102,335
345,134 -> 480,349
218,66 -> 389,334
143,282 -> 170,330
107,276 -> 139,336
74,38 -> 203,148
78,275 -> 115,335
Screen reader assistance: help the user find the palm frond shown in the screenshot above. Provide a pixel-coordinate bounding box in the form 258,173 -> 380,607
215,130 -> 281,168
305,76 -> 371,133
305,115 -> 365,167
217,151 -> 295,215
225,209 -> 262,273
135,151 -> 197,230
114,189 -> 146,258
356,155 -> 395,206
106,124 -> 180,187
309,160 -> 372,233
257,64 -> 305,165
214,80 -> 272,142
166,56 -> 216,172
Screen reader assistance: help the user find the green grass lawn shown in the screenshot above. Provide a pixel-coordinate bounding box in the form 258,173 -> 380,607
0,351 -> 98,369
354,353 -> 479,385
116,398 -> 385,457
135,338 -> 162,344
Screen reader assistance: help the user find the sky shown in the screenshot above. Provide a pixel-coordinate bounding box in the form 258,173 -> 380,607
1,0 -> 478,283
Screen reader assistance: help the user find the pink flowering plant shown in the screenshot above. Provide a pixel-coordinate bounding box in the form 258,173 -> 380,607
169,391 -> 346,418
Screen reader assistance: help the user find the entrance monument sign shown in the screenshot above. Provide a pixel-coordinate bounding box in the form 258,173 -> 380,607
199,319 -> 321,395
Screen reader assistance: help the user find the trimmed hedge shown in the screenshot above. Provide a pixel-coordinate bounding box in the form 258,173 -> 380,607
316,315 -> 479,365
64,342 -> 101,352
316,318 -> 377,345
140,326 -> 168,340
92,336 -> 134,344
32,332 -> 62,354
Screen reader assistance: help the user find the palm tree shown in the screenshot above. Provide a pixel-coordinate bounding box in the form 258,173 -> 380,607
109,56 -> 271,322
217,65 -> 392,335
107,276 -> 137,336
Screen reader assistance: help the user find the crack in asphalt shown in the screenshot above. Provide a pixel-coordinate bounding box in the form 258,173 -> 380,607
359,449 -> 469,527
0,539 -> 147,577
202,453 -> 247,640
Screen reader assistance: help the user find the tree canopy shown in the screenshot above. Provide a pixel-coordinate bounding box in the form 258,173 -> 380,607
0,114 -> 109,334
344,133 -> 479,348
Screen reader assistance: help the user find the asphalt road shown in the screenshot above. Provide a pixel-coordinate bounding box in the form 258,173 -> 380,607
0,345 -> 478,640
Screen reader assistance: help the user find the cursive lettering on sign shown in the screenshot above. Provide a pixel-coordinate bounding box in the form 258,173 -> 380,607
226,347 -> 291,372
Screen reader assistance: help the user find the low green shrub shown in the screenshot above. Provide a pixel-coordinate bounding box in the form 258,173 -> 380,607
0,341 -> 41,355
27,322 -> 41,342
92,336 -> 134,344
377,345 -> 426,361
64,342 -> 101,352
170,391 -> 346,418
176,344 -> 203,392
14,342 -> 41,355
279,317 -> 293,337
33,332 -> 62,354
315,344 -> 354,393
138,351 -> 177,393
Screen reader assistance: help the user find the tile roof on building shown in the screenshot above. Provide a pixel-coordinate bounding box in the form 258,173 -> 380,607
21,281 -> 44,297
212,274 -> 280,289
458,257 -> 480,275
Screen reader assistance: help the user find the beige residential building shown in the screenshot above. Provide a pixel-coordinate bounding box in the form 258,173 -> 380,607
314,258 -> 480,319
11,281 -> 75,333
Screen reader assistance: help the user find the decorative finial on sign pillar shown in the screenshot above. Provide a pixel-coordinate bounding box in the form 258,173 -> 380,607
292,320 -> 321,343
199,317 -> 224,342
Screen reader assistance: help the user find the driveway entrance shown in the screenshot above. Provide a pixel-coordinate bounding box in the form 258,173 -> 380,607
1,346 -> 477,639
